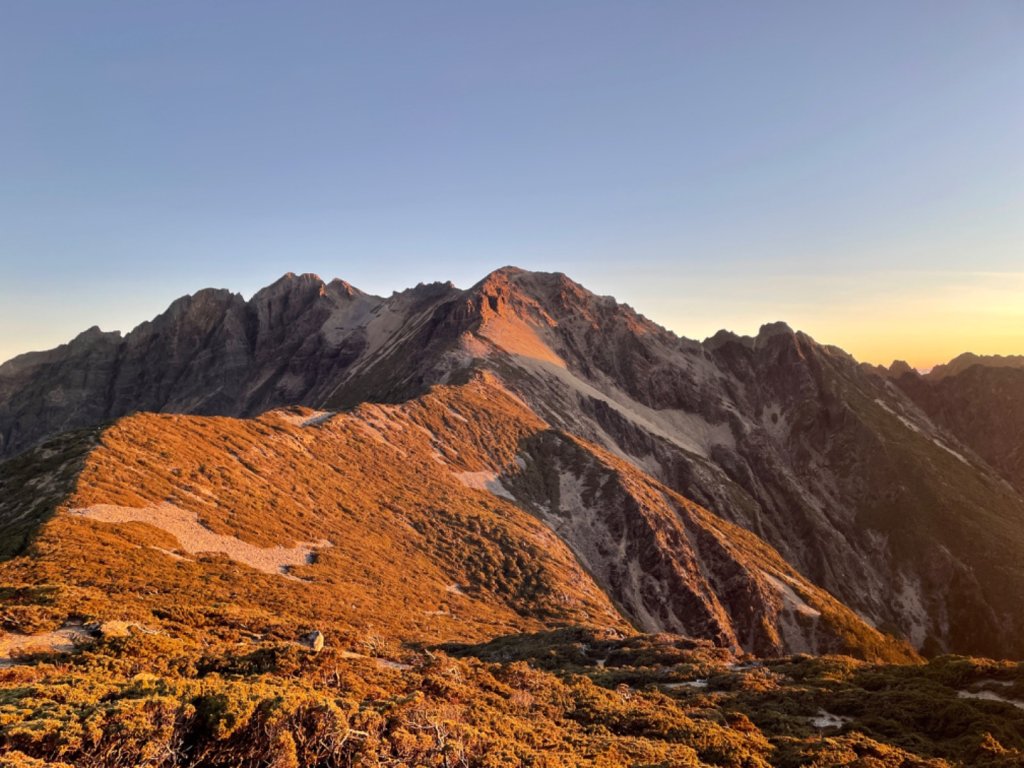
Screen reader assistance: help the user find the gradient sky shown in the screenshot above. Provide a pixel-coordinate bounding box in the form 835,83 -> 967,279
2,1 -> 1022,370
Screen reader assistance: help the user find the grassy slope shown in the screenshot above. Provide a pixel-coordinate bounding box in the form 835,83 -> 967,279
1,372 -> 906,661
0,376 -> 626,653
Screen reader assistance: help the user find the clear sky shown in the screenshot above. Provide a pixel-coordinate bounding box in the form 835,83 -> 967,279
2,1 -> 1021,370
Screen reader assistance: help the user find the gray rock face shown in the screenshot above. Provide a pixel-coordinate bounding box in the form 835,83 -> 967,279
507,430 -> 907,659
0,327 -> 122,458
398,268 -> 1024,657
0,274 -> 462,457
3,266 -> 1024,658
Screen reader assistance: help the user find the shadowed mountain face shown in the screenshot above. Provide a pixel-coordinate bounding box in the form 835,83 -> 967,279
445,270 -> 1024,658
893,362 -> 1024,497
926,353 -> 1024,381
0,274 -> 464,458
2,267 -> 1023,659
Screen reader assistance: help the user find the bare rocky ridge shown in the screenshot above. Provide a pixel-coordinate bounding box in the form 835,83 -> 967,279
506,429 -> 909,659
0,273 -> 463,457
2,266 -> 1023,658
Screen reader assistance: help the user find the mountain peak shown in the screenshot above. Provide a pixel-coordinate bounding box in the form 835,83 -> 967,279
284,270 -> 323,282
252,271 -> 331,303
703,329 -> 754,350
928,352 -> 1024,380
74,324 -> 121,342
326,278 -> 361,298
473,266 -> 571,295
757,320 -> 795,338
484,264 -> 529,279
889,360 -> 917,378
472,268 -> 607,321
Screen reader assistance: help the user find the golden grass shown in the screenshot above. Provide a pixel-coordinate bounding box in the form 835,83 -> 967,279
0,375 -> 624,654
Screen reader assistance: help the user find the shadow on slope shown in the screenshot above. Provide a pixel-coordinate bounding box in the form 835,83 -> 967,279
0,428 -> 98,560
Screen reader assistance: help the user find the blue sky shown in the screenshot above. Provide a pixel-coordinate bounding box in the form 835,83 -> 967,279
2,1 -> 1021,368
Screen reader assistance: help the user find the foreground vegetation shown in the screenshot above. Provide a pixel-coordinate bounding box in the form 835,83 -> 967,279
0,626 -> 1021,767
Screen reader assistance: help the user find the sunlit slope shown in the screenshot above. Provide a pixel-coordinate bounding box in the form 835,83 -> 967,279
0,378 -> 625,649
0,374 -> 910,662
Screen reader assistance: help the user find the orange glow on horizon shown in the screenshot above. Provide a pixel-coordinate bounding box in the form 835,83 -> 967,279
655,271 -> 1024,373
804,272 -> 1024,371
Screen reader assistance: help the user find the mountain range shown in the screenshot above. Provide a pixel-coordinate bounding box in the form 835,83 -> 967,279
1,267 -> 1023,766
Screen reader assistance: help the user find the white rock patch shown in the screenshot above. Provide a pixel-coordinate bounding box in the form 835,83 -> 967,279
663,679 -> 709,689
0,623 -> 94,667
301,411 -> 334,427
874,399 -> 969,464
893,575 -> 931,648
810,710 -> 851,729
276,410 -> 334,427
68,502 -> 331,577
932,439 -> 969,464
761,571 -> 821,618
957,690 -> 1024,710
514,357 -> 733,459
454,471 -> 516,501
